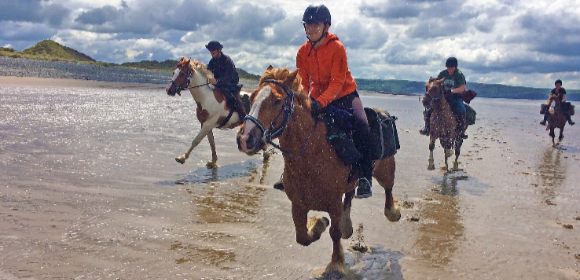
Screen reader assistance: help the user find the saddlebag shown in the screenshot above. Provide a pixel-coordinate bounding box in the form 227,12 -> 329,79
563,102 -> 575,116
466,104 -> 477,126
540,103 -> 549,114
365,107 -> 400,160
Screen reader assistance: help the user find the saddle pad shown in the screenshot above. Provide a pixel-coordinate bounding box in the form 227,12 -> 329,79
365,107 -> 400,160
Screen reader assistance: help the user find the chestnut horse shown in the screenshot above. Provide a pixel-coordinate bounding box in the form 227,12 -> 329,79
237,66 -> 401,277
547,97 -> 566,147
166,57 -> 251,167
423,77 -> 464,171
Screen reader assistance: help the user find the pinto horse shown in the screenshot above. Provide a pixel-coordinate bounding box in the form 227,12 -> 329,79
237,66 -> 401,277
166,57 -> 251,167
547,97 -> 566,147
423,77 -> 464,171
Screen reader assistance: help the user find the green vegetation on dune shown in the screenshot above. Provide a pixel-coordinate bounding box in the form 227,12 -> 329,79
1,40 -> 578,100
0,39 -> 96,62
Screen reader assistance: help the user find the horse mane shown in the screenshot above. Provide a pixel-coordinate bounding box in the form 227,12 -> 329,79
259,66 -> 308,106
189,59 -> 214,79
176,57 -> 213,79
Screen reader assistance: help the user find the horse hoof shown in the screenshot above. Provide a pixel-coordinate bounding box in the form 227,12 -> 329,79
428,163 -> 435,170
206,161 -> 218,169
385,205 -> 401,222
175,157 -> 185,164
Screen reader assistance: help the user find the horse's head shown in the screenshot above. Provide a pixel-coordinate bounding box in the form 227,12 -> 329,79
166,57 -> 192,96
236,65 -> 303,155
422,77 -> 445,106
548,96 -> 562,115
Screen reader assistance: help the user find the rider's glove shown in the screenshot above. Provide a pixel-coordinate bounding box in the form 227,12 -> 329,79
310,98 -> 323,117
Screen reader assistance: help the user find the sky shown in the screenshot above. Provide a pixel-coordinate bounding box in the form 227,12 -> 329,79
1,0 -> 580,89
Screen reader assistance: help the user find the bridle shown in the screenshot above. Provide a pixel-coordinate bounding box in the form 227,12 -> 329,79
170,63 -> 211,96
424,81 -> 444,103
243,79 -> 318,157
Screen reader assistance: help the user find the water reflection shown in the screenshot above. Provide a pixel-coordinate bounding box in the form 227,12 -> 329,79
537,148 -> 566,204
415,174 -> 465,265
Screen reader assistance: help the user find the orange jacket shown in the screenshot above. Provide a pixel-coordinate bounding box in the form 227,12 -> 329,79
296,33 -> 357,107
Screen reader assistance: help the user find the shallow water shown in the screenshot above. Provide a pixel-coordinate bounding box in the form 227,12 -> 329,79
0,86 -> 579,279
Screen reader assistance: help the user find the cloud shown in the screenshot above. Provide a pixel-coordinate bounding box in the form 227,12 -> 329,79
1,0 -> 580,89
0,0 -> 70,26
75,5 -> 123,25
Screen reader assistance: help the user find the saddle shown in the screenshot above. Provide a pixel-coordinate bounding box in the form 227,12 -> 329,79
321,106 -> 400,166
216,84 -> 247,128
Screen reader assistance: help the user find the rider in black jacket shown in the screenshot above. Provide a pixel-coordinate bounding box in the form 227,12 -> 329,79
206,41 -> 242,115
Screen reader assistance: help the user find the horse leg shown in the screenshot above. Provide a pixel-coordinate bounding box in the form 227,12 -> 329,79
374,156 -> 401,222
442,140 -> 453,171
428,137 -> 436,170
176,125 -> 212,164
341,190 -> 355,239
453,138 -> 463,171
325,205 -> 348,277
558,126 -> 564,143
205,130 -> 218,169
292,203 -> 328,246
549,127 -> 556,147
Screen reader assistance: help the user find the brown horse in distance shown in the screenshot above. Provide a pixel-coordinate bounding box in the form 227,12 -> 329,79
237,66 -> 401,277
423,77 -> 464,171
547,96 -> 566,147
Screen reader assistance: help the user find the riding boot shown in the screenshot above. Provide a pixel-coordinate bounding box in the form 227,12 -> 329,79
352,118 -> 373,198
567,115 -> 575,125
419,107 -> 432,135
540,113 -> 548,125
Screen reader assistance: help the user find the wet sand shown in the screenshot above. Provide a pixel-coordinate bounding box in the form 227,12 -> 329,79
1,77 -> 579,279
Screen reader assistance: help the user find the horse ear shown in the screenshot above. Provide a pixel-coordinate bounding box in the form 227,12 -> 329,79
436,77 -> 445,84
267,65 -> 274,70
284,69 -> 299,86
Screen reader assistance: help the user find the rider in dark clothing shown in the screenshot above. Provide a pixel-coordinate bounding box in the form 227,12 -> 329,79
540,79 -> 575,126
206,41 -> 242,116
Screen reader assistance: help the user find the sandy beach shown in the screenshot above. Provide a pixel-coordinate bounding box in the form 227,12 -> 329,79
1,76 -> 579,280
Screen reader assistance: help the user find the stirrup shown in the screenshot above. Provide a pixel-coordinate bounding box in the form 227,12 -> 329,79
355,178 -> 372,199
273,174 -> 284,190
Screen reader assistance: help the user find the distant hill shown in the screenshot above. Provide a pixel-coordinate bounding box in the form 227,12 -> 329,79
354,78 -> 580,101
121,59 -> 260,79
0,39 -> 96,62
1,40 -> 577,100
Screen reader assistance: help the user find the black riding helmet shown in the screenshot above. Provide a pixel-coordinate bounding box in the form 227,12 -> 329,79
303,5 -> 331,56
302,4 -> 331,25
205,41 -> 223,51
445,57 -> 458,68
555,79 -> 563,86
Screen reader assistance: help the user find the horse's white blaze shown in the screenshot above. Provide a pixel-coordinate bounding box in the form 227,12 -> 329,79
243,85 -> 272,136
171,68 -> 180,81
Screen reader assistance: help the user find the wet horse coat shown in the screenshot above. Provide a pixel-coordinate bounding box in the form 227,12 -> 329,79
423,77 -> 464,171
237,66 -> 401,277
166,57 -> 251,167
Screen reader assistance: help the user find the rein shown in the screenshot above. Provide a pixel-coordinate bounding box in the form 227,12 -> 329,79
244,79 -> 318,158
424,84 -> 444,102
172,63 -> 212,95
